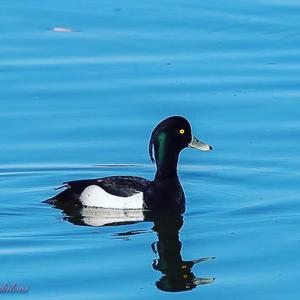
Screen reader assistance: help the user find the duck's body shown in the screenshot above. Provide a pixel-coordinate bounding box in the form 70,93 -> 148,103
48,176 -> 149,209
45,116 -> 212,212
46,174 -> 185,212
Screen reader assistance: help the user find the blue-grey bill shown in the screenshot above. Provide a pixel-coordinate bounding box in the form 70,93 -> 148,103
188,136 -> 212,151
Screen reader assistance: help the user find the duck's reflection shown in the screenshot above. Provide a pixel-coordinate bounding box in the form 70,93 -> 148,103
49,203 -> 215,292
149,212 -> 215,292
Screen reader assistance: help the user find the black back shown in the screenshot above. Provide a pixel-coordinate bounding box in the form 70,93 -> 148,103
45,176 -> 150,204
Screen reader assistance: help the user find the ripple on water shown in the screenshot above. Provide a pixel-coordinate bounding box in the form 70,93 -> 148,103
1,0 -> 300,298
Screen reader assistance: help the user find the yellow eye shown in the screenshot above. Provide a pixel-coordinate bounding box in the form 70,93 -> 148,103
179,129 -> 185,135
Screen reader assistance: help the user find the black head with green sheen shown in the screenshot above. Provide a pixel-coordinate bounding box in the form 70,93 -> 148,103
149,116 -> 212,176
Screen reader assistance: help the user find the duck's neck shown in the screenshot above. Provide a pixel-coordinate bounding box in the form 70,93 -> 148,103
153,131 -> 182,181
154,152 -> 180,181
155,156 -> 178,180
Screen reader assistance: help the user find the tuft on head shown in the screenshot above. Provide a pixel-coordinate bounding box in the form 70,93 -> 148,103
149,130 -> 156,162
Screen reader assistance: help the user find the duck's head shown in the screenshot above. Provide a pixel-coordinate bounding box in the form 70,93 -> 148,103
149,116 -> 212,173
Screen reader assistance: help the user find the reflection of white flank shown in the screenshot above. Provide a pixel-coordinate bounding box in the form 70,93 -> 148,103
79,185 -> 143,209
80,207 -> 145,227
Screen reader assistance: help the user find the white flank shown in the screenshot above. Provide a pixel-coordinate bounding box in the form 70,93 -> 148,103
79,185 -> 143,209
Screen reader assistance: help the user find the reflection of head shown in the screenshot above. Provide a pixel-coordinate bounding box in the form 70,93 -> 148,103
154,257 -> 215,292
156,274 -> 212,292
155,262 -> 198,292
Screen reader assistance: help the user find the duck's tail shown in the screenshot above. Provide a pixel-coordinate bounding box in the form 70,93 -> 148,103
42,185 -> 72,204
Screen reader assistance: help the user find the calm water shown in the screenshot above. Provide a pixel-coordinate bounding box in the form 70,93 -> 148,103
1,0 -> 300,298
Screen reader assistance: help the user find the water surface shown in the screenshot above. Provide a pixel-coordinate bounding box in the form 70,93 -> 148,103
1,0 -> 300,299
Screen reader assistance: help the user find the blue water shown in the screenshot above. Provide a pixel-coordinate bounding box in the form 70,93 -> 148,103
1,0 -> 300,298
